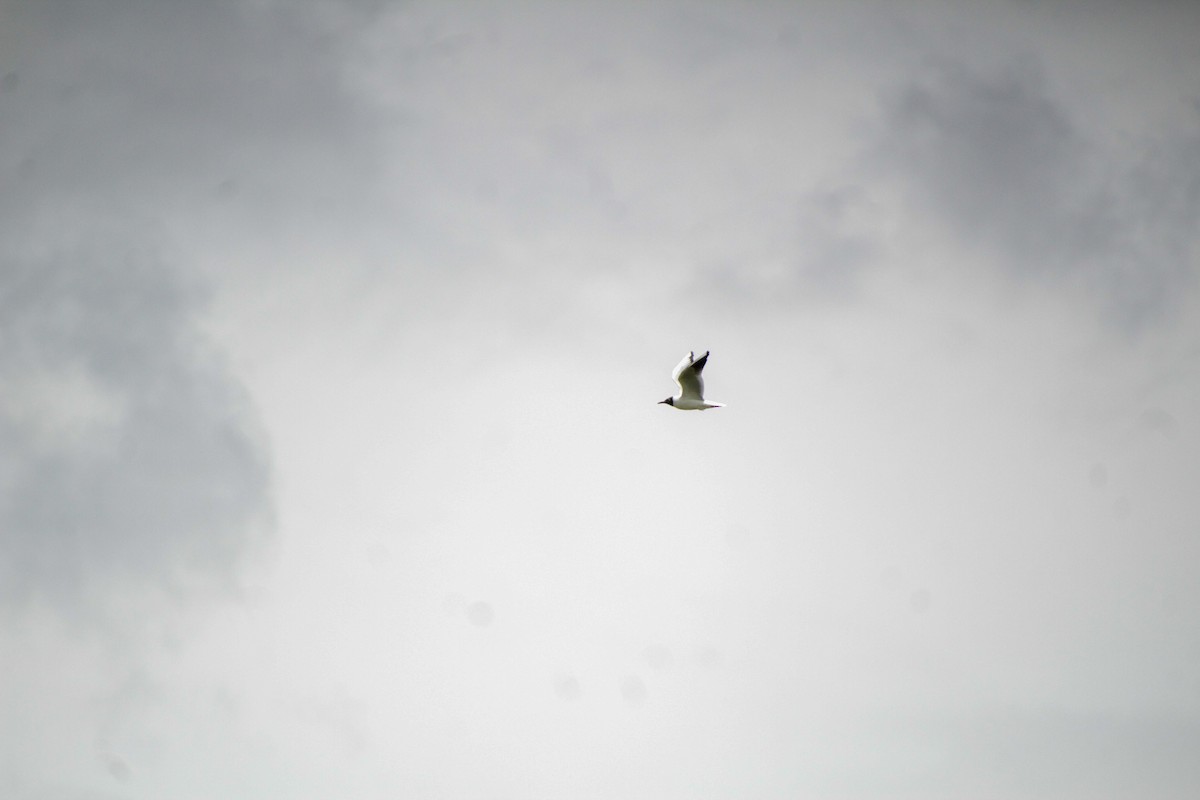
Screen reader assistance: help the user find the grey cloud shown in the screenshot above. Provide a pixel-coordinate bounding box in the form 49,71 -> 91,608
0,0 -> 398,624
3,3 -> 1198,798
18,789 -> 132,800
885,709 -> 1200,798
0,0 -> 391,256
881,62 -> 1082,263
875,61 -> 1200,329
691,187 -> 879,308
0,244 -> 270,622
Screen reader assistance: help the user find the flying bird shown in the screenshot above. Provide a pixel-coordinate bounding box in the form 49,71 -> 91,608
659,351 -> 725,410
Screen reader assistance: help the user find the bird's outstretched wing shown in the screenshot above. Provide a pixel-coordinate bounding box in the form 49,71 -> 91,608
672,350 -> 708,402
671,351 -> 694,382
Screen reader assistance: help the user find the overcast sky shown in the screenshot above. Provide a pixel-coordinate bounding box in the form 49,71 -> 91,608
2,1 -> 1199,798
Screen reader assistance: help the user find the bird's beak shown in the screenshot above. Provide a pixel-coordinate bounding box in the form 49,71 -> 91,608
657,399 -> 669,404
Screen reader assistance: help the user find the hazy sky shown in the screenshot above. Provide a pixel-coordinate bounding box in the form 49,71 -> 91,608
2,1 -> 1199,798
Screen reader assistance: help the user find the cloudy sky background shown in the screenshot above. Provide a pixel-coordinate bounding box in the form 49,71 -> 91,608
2,1 -> 1199,798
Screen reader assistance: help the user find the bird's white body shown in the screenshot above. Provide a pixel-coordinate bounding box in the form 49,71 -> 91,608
670,395 -> 722,411
659,351 -> 725,410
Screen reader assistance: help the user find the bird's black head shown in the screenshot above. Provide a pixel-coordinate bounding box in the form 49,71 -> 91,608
658,397 -> 674,406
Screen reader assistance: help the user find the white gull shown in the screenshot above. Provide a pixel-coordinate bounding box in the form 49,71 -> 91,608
658,351 -> 725,411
